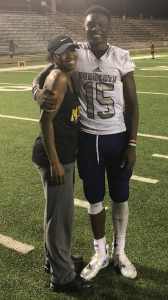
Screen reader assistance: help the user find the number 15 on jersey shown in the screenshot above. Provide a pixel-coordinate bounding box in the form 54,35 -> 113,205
84,82 -> 116,119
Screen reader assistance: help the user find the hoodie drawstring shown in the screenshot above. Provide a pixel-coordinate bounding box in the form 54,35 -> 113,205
96,135 -> 99,164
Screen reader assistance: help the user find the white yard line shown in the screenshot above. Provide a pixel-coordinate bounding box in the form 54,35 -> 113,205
0,55 -> 167,73
132,55 -> 168,60
137,91 -> 168,95
1,82 -> 168,96
0,114 -> 160,184
131,175 -> 158,184
74,198 -> 109,210
152,154 -> 168,159
140,67 -> 168,71
0,234 -> 34,254
0,65 -> 47,72
0,83 -> 30,85
74,198 -> 89,208
14,71 -> 40,73
0,198 -> 108,254
0,115 -> 38,122
0,114 -> 168,141
137,133 -> 168,140
135,75 -> 168,78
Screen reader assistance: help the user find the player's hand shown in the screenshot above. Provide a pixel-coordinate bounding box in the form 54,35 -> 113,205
120,145 -> 136,170
50,162 -> 66,185
35,89 -> 59,111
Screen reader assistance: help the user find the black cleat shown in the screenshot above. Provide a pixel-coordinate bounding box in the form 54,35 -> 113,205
50,275 -> 93,293
71,254 -> 83,272
45,255 -> 83,274
44,258 -> 50,274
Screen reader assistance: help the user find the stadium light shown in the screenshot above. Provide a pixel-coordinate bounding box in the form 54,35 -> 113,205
41,1 -> 46,14
27,0 -> 31,13
124,0 -> 127,17
41,1 -> 46,6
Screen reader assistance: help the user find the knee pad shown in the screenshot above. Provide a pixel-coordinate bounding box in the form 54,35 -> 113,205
88,201 -> 104,215
112,201 -> 129,217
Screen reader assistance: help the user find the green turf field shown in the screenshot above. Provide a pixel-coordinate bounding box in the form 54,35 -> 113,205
0,53 -> 168,300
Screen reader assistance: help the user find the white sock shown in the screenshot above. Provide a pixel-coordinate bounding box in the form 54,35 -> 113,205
112,201 -> 129,251
94,236 -> 107,254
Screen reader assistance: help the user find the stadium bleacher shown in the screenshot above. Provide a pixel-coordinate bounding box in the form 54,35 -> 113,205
0,11 -> 168,59
57,13 -> 168,50
0,12 -> 84,57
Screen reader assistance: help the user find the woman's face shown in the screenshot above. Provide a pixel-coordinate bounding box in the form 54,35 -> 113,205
52,46 -> 78,71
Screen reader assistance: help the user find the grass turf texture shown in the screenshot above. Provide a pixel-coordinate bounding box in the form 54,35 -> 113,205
0,54 -> 168,300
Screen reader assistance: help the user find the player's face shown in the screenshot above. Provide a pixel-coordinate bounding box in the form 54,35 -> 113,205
84,13 -> 111,49
53,46 -> 78,71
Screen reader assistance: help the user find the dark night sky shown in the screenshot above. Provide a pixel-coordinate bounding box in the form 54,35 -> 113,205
56,0 -> 168,18
0,0 -> 168,18
123,0 -> 168,18
90,0 -> 168,18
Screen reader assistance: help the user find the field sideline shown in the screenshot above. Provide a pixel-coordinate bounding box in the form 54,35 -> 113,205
0,53 -> 168,300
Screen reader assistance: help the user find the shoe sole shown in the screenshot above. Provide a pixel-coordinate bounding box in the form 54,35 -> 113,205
120,269 -> 137,279
44,266 -> 50,274
50,284 -> 93,294
81,259 -> 109,280
112,259 -> 137,279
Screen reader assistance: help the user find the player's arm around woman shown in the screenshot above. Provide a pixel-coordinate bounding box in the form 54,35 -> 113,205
121,71 -> 139,170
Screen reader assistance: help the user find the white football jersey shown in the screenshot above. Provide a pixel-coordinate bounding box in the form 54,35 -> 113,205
72,43 -> 135,135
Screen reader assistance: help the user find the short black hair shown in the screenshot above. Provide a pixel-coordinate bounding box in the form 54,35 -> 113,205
84,5 -> 111,23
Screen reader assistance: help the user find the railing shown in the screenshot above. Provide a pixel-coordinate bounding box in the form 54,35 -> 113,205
0,3 -> 30,13
0,49 -> 46,56
45,5 -> 83,26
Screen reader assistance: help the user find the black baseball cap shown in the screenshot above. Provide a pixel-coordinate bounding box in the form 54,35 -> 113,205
47,35 -> 79,55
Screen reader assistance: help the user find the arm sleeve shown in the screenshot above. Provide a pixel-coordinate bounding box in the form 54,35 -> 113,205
120,51 -> 135,77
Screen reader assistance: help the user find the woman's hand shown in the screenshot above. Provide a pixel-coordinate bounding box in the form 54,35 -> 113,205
50,161 -> 66,184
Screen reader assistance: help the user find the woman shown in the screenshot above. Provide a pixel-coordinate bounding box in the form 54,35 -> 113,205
32,36 -> 93,293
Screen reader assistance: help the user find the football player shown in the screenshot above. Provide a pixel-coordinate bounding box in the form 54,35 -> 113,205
150,41 -> 155,59
32,5 -> 139,281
